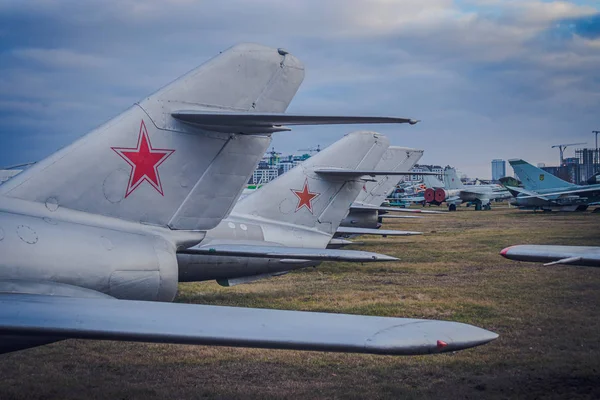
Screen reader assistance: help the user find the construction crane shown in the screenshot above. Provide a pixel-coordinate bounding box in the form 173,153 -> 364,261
297,145 -> 321,155
552,142 -> 586,165
266,147 -> 281,166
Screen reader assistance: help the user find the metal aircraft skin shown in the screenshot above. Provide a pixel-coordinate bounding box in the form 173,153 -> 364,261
177,131 -> 416,286
507,159 -> 600,211
501,245 -> 600,267
423,168 -> 510,211
339,147 -> 426,231
0,43 -> 497,355
0,170 -> 20,185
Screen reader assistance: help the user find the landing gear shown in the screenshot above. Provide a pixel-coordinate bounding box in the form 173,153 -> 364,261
448,204 -> 457,212
475,203 -> 482,211
483,203 -> 492,210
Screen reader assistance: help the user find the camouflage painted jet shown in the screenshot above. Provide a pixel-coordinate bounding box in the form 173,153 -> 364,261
178,132 -> 424,286
423,168 -> 510,211
0,43 -> 497,355
501,245 -> 600,267
507,159 -> 600,211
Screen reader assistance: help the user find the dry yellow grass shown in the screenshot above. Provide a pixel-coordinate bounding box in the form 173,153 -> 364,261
1,205 -> 600,399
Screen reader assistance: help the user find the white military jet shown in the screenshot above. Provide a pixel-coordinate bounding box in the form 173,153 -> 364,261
177,131 -> 421,286
345,152 -> 444,218
501,245 -> 600,267
339,146 -> 427,231
0,43 -> 497,355
423,168 -> 510,211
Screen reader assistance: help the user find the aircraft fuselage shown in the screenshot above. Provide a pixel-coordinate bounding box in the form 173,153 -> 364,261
177,213 -> 329,283
0,197 -> 203,301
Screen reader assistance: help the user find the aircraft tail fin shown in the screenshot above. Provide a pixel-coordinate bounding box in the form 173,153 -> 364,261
234,132 -> 390,235
1,44 -> 305,231
443,168 -> 463,189
422,171 -> 444,189
355,147 -> 423,206
508,159 -> 576,191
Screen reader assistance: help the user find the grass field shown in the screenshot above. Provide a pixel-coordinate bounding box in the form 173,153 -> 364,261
2,205 -> 600,399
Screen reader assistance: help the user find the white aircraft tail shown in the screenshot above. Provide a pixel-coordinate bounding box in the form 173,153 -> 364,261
0,44 -> 305,231
355,147 -> 423,206
509,159 -> 576,191
443,168 -> 464,190
422,172 -> 444,189
234,132 -> 390,235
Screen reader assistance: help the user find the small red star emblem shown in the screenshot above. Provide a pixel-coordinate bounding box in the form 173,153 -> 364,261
291,178 -> 320,213
112,120 -> 174,198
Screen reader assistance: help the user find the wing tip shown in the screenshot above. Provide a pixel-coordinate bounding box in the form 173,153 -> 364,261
500,245 -> 515,258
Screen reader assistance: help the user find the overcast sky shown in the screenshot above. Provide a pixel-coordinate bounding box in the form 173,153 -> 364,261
1,0 -> 599,178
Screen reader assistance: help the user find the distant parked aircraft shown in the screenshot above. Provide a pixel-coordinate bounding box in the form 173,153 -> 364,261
423,168 -> 510,211
507,159 -> 600,211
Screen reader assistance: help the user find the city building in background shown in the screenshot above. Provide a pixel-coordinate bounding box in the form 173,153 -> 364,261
409,164 -> 443,181
249,150 -> 311,184
491,159 -> 506,181
539,147 -> 600,184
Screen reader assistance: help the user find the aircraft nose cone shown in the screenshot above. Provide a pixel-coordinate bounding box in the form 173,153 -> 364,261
365,320 -> 498,355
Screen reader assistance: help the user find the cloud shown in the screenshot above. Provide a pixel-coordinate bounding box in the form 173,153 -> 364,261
11,48 -> 113,69
0,0 -> 599,178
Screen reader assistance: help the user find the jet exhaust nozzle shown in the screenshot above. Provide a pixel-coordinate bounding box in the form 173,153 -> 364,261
424,188 -> 435,203
434,188 -> 447,203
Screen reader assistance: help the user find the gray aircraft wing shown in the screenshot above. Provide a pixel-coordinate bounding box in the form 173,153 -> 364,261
351,203 -> 446,214
515,185 -> 600,199
0,294 -> 497,356
180,243 -> 398,262
172,112 -> 418,134
336,227 -> 422,236
501,245 -> 600,267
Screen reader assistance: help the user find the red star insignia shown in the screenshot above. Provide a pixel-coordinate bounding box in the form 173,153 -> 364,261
111,120 -> 174,198
291,178 -> 320,213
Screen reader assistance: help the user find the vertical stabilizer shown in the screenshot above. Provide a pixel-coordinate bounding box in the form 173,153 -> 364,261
443,168 -> 464,190
355,147 -> 423,206
1,44 -> 305,231
233,132 -> 390,235
422,171 -> 444,189
509,159 -> 575,191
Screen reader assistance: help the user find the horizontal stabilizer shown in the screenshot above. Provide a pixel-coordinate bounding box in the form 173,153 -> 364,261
0,294 -> 497,356
336,227 -> 422,236
315,169 -> 438,177
351,203 -> 446,214
516,185 -> 600,199
172,111 -> 418,134
180,244 -> 398,262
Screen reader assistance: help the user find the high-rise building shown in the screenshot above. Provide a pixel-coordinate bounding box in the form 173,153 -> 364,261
491,159 -> 506,181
